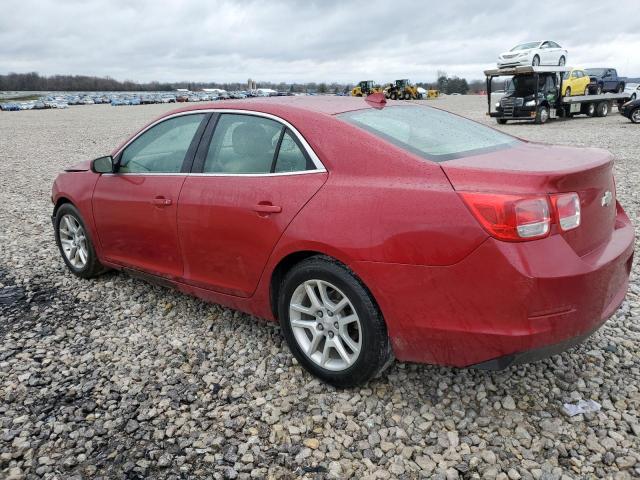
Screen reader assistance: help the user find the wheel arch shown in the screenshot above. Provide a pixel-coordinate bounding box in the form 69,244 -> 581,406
268,250 -> 383,324
53,196 -> 74,216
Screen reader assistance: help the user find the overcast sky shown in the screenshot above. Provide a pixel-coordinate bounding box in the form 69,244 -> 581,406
1,0 -> 639,84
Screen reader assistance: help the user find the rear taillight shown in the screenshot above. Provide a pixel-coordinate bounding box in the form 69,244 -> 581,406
551,192 -> 581,231
459,193 -> 550,241
460,191 -> 580,242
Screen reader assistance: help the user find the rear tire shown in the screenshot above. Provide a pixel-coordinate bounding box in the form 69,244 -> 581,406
617,83 -> 624,93
390,92 -> 398,100
54,203 -> 106,279
596,84 -> 603,95
596,101 -> 609,117
278,256 -> 392,388
584,87 -> 589,96
585,103 -> 596,117
558,56 -> 566,66
403,92 -> 411,100
565,87 -> 571,97
630,108 -> 640,124
532,55 -> 540,66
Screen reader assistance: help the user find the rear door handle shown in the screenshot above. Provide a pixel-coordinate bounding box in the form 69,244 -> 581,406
152,196 -> 172,206
254,203 -> 282,214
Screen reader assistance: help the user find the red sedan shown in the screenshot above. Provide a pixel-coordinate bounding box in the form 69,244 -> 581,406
51,96 -> 634,387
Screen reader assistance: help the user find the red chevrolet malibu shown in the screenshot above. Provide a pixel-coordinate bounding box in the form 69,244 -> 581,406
51,96 -> 634,387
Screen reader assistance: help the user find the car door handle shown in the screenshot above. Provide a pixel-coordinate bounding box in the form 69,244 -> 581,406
254,203 -> 282,214
152,196 -> 172,206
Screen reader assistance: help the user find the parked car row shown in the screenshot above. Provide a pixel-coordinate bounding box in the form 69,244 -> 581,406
0,88 -> 297,112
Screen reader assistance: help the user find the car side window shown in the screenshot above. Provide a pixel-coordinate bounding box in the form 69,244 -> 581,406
204,114 -> 283,173
541,41 -> 550,48
274,130 -> 313,173
119,114 -> 205,173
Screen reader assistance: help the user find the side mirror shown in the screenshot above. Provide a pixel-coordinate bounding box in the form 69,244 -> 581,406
91,155 -> 114,173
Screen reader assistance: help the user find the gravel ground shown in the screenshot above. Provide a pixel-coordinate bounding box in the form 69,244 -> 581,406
0,98 -> 639,480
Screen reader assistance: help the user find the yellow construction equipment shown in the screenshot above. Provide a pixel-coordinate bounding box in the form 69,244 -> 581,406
351,80 -> 383,97
424,88 -> 440,99
384,79 -> 420,100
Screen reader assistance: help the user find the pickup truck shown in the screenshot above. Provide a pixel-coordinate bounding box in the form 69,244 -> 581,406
586,68 -> 625,94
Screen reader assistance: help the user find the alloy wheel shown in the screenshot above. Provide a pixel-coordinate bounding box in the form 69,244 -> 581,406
289,279 -> 362,371
632,109 -> 640,123
59,214 -> 88,269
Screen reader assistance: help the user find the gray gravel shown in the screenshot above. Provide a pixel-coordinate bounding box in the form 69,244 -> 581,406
0,98 -> 639,479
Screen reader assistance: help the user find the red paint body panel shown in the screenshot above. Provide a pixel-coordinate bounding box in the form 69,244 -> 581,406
51,97 -> 634,369
92,175 -> 186,279
353,204 -> 633,365
177,173 -> 327,297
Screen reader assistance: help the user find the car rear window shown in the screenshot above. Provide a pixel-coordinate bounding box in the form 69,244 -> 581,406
338,105 -> 518,161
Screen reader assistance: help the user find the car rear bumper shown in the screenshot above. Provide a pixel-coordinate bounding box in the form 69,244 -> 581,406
353,203 -> 634,367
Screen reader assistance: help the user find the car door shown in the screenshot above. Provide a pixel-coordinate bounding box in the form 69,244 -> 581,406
177,112 -> 328,297
604,70 -> 616,91
576,71 -> 589,95
539,42 -> 551,64
93,112 -> 209,279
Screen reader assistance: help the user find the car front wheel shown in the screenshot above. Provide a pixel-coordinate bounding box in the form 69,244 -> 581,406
631,108 -> 640,124
54,203 -> 106,278
278,256 -> 392,388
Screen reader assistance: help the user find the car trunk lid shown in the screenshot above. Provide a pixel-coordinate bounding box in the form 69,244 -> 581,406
441,142 -> 616,256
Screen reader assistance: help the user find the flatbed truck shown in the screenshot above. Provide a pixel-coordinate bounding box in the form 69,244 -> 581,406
485,66 -> 630,124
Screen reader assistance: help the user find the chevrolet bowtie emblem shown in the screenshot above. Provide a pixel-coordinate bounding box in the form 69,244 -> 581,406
601,190 -> 613,207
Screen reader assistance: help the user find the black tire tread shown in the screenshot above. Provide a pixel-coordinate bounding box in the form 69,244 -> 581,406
54,203 -> 107,279
278,255 -> 392,388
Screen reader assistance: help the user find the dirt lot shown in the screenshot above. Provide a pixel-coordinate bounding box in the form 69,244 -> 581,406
0,97 -> 638,479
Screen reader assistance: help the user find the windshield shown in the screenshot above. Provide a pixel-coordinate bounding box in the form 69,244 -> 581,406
585,68 -> 606,76
338,105 -> 518,161
510,42 -> 540,51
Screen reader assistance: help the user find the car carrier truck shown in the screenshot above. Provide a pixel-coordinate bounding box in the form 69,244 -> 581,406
485,66 -> 631,124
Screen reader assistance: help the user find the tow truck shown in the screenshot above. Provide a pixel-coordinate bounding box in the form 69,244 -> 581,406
485,66 -> 631,124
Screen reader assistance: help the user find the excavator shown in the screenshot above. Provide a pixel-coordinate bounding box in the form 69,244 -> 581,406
384,79 -> 420,100
351,80 -> 383,97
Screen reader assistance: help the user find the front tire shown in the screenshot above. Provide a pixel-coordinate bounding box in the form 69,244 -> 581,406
630,108 -> 640,124
278,256 -> 392,388
558,56 -> 566,66
565,87 -> 571,97
535,106 -> 549,124
596,84 -> 603,95
54,203 -> 106,278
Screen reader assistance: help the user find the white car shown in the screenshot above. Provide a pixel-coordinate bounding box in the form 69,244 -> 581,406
625,83 -> 640,101
497,41 -> 568,68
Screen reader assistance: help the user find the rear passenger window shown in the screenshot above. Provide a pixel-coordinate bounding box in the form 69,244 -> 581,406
203,114 -> 282,173
274,130 -> 311,173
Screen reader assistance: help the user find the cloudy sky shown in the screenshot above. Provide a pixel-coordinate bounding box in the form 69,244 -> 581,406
1,0 -> 639,84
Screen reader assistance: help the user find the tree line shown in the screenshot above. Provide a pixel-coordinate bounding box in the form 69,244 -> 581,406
0,72 -> 481,94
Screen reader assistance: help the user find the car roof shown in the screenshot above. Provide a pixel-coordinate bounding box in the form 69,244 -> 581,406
162,95 -> 382,118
